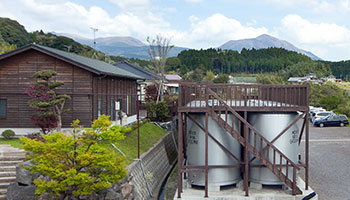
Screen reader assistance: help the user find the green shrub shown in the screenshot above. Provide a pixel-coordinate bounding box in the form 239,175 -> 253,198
2,129 -> 15,139
20,115 -> 129,199
146,101 -> 169,121
146,101 -> 157,121
155,101 -> 169,121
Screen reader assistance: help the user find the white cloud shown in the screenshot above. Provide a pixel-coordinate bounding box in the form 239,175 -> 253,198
278,15 -> 350,44
175,14 -> 268,48
275,14 -> 350,60
0,0 -> 169,41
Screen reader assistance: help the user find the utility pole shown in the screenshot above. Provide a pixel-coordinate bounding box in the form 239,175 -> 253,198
90,27 -> 98,59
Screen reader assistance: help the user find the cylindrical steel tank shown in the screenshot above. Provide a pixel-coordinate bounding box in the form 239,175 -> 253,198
186,114 -> 241,186
248,112 -> 299,185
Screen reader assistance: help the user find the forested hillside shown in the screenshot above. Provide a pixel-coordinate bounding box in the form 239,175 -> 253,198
321,60 -> 350,80
169,48 -> 332,81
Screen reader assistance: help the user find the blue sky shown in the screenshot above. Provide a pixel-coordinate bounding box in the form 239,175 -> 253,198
0,0 -> 350,61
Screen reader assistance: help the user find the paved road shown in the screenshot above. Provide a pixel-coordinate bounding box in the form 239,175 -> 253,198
300,125 -> 350,200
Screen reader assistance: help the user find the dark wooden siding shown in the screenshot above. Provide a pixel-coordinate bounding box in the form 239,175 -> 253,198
91,76 -> 137,121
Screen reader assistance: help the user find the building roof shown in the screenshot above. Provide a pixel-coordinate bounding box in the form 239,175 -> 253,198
0,44 -> 142,80
288,77 -> 308,82
230,76 -> 257,83
165,74 -> 182,81
114,60 -> 159,80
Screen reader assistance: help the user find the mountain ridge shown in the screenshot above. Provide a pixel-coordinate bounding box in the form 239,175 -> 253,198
56,32 -> 188,59
219,34 -> 321,60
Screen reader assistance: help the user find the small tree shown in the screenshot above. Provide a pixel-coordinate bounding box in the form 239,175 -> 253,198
25,70 -> 70,132
147,35 -> 174,103
213,74 -> 229,83
20,115 -> 129,199
144,84 -> 159,102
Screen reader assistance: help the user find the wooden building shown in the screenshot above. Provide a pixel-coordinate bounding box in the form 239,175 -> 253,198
0,44 -> 142,128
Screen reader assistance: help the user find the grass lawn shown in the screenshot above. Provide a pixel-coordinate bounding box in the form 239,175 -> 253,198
115,122 -> 167,164
0,138 -> 23,148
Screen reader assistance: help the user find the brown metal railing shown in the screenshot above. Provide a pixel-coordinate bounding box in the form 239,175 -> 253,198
178,83 -> 308,111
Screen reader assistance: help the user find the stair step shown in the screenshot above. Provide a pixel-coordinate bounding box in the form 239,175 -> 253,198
0,156 -> 26,161
0,177 -> 16,183
0,183 -> 10,189
0,166 -> 16,172
0,152 -> 26,157
0,172 -> 16,177
0,160 -> 23,166
0,194 -> 6,200
0,189 -> 6,195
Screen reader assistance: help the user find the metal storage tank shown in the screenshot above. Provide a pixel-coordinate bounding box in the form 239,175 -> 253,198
248,112 -> 299,185
186,114 -> 241,187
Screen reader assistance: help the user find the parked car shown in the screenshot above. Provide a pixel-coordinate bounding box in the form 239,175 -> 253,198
309,107 -> 326,122
314,114 -> 349,127
311,111 -> 333,123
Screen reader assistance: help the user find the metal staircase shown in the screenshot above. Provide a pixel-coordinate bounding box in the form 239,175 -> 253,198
207,89 -> 302,195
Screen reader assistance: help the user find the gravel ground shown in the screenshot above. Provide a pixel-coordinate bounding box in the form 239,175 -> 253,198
300,124 -> 350,200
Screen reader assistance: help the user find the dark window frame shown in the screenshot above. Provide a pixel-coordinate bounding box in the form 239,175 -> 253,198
0,99 -> 7,119
97,99 -> 102,117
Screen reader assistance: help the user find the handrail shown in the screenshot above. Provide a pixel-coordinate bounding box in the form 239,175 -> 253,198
208,88 -> 300,170
179,83 -> 309,109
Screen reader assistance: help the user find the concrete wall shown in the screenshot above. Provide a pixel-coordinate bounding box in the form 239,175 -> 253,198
127,131 -> 178,199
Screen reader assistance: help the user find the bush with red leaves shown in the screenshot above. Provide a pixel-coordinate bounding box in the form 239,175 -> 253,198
31,114 -> 58,135
25,132 -> 45,143
145,84 -> 159,102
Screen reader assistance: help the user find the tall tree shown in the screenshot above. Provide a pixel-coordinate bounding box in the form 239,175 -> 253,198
147,35 -> 174,102
25,70 -> 71,132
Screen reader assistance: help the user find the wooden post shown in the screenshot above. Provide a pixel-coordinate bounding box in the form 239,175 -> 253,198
137,98 -> 140,159
305,112 -> 309,190
305,84 -> 309,190
177,113 -> 183,198
204,85 -> 209,197
205,112 -> 209,197
244,111 -> 249,196
177,84 -> 183,198
184,114 -> 187,180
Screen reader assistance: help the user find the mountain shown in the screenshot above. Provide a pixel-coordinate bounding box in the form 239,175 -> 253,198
56,33 -> 188,59
219,34 -> 322,60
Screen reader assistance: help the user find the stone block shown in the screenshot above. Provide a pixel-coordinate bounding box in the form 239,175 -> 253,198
6,182 -> 36,200
16,160 -> 39,186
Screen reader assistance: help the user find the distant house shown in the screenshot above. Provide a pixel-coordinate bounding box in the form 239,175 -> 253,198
164,74 -> 182,94
0,44 -> 142,130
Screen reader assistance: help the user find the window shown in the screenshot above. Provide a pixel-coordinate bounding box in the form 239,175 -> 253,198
0,99 -> 6,118
126,95 -> 132,115
110,98 -> 115,121
97,99 -> 102,117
